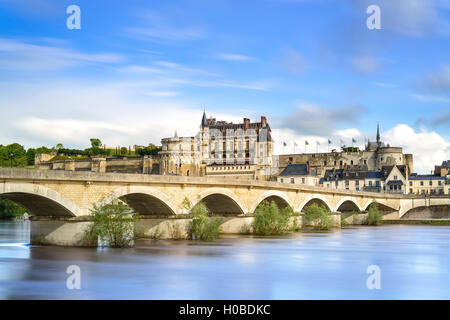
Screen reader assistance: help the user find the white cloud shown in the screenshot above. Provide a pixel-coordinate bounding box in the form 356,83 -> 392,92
272,128 -> 364,155
384,124 -> 450,173
216,53 -> 254,62
410,93 -> 450,103
0,38 -> 122,71
125,12 -> 207,42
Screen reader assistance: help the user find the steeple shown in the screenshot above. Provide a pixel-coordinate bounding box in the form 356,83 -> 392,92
376,122 -> 380,145
174,130 -> 178,138
201,110 -> 208,127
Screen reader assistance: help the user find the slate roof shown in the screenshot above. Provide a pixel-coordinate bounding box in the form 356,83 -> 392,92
387,180 -> 404,185
279,164 -> 314,176
441,160 -> 450,169
408,174 -> 446,180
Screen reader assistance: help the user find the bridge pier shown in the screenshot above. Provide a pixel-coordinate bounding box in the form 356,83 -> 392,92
30,217 -> 96,247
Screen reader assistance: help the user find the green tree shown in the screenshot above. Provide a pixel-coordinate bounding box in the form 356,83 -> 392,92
0,197 -> 26,220
0,143 -> 27,167
303,203 -> 333,230
252,200 -> 293,235
188,200 -> 221,241
90,138 -> 102,149
85,200 -> 138,247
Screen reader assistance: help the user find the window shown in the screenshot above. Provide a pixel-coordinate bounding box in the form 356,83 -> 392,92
376,181 -> 380,187
438,181 -> 442,186
421,190 -> 425,195
324,161 -> 327,166
420,181 -> 424,186
291,178 -> 294,184
394,175 -> 397,180
351,160 -> 353,165
409,181 -> 412,186
356,180 -> 359,186
302,178 -> 305,184
356,187 -> 359,191
364,160 -> 367,165
280,178 -> 284,183
429,181 -> 432,186
369,181 -> 373,186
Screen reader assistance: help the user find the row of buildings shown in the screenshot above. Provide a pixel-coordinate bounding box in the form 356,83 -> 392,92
35,113 -> 449,195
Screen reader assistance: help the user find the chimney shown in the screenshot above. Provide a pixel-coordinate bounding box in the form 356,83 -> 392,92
261,116 -> 267,127
243,118 -> 250,130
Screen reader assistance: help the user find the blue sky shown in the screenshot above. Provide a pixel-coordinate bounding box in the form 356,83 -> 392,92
0,0 -> 449,173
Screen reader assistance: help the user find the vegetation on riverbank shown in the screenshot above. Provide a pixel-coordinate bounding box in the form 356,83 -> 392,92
85,200 -> 138,247
188,200 -> 222,241
303,203 -> 333,230
0,197 -> 26,220
252,200 -> 293,235
367,202 -> 383,225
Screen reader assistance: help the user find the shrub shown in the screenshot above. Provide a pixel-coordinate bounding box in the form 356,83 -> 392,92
303,203 -> 333,230
149,224 -> 164,239
166,221 -> 187,240
252,200 -> 293,235
367,202 -> 383,226
86,200 -> 138,247
188,201 -> 221,241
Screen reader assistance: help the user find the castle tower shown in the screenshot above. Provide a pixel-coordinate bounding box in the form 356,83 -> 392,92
376,122 -> 381,147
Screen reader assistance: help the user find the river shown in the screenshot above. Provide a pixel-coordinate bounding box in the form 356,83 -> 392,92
0,221 -> 449,299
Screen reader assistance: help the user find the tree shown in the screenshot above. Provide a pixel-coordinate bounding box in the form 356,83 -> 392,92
90,138 -> 102,149
85,199 -> 138,248
252,200 -> 293,235
187,199 -> 221,241
303,203 -> 333,230
0,197 -> 26,220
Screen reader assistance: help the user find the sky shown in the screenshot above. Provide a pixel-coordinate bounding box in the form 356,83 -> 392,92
0,0 -> 449,173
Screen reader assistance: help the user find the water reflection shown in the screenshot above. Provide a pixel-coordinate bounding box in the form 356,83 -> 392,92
0,221 -> 450,299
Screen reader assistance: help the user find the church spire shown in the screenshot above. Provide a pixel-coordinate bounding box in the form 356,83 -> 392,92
201,110 -> 208,127
376,122 -> 381,145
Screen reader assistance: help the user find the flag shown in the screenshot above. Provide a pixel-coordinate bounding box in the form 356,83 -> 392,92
316,141 -> 320,145
305,140 -> 309,145
328,139 -> 332,145
352,137 -> 356,143
283,142 -> 287,146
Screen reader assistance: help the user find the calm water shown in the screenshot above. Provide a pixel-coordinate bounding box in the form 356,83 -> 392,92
1,221 -> 450,299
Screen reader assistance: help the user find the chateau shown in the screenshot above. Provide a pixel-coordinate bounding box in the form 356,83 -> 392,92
159,112 -> 274,180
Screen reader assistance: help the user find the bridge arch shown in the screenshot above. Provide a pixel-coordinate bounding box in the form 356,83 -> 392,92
250,190 -> 293,213
195,188 -> 246,215
109,186 -> 178,215
362,199 -> 397,212
0,182 -> 80,217
298,194 -> 333,212
334,197 -> 362,213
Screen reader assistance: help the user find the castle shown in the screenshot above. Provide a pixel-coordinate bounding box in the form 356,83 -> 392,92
276,123 -> 414,178
159,112 -> 274,180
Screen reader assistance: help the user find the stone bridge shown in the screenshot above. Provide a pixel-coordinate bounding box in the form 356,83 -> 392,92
1,168 -> 449,245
